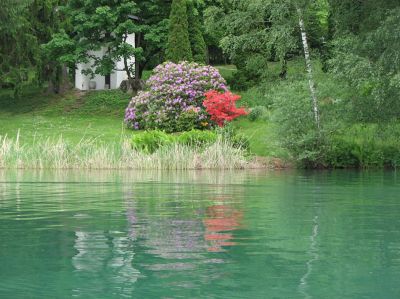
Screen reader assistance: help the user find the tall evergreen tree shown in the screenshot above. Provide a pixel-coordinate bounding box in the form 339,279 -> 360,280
166,0 -> 192,62
0,0 -> 39,97
30,0 -> 67,92
187,0 -> 207,64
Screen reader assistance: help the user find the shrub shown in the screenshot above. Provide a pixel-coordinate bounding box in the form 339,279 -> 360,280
176,129 -> 217,147
131,130 -> 217,153
248,106 -> 267,122
214,122 -> 236,139
226,57 -> 269,92
272,81 -> 332,168
125,61 -> 227,133
131,130 -> 174,154
214,123 -> 250,152
130,128 -> 250,154
324,137 -> 359,168
203,90 -> 248,127
323,133 -> 400,169
273,83 -> 400,169
228,70 -> 254,91
332,125 -> 400,169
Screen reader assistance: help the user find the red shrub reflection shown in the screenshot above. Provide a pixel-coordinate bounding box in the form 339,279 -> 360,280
203,203 -> 243,252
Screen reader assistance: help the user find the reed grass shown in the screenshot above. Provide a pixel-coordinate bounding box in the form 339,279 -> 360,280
0,132 -> 250,170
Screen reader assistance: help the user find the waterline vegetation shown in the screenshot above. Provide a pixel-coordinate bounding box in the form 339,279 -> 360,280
0,133 -> 252,170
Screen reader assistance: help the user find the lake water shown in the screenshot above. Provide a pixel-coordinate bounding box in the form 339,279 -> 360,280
0,170 -> 399,299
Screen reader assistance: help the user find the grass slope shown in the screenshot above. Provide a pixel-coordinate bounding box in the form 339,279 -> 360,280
0,88 -> 131,144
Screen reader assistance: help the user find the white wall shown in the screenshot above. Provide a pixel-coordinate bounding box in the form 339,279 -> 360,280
75,63 -> 86,90
75,33 -> 136,91
75,49 -> 106,91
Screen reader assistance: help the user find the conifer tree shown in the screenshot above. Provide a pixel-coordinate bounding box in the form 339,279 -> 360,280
187,0 -> 207,64
0,0 -> 38,97
166,0 -> 192,62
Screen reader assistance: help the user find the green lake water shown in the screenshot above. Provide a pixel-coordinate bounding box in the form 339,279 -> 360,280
0,170 -> 399,299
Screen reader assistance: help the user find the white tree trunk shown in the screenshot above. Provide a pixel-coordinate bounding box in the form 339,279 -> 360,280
297,8 -> 320,129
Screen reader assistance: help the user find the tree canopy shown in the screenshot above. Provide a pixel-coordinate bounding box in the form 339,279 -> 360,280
166,0 -> 193,62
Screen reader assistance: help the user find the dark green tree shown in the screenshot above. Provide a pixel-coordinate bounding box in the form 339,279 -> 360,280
0,0 -> 39,97
30,0 -> 68,93
166,0 -> 193,62
202,0 -> 229,64
187,0 -> 207,64
136,0 -> 171,74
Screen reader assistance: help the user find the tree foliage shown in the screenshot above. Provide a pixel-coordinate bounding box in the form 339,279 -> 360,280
187,0 -> 207,64
205,0 -> 329,79
31,0 -> 67,92
0,0 -> 38,96
136,0 -> 170,72
328,0 -> 400,122
204,0 -> 297,86
166,0 -> 193,62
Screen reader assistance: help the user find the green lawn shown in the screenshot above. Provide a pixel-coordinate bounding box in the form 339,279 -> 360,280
0,114 -> 127,144
0,88 -> 131,145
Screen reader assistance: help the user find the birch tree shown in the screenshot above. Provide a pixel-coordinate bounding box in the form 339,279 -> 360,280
296,5 -> 320,129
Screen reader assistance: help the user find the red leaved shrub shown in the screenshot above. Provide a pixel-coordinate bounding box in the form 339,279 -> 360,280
203,90 -> 248,127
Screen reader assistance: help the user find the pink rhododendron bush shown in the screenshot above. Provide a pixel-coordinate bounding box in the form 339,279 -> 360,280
125,61 -> 228,133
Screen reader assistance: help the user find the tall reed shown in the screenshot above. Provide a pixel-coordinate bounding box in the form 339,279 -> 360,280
0,134 -> 250,170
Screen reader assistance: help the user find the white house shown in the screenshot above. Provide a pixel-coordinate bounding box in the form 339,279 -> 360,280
75,33 -> 135,91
